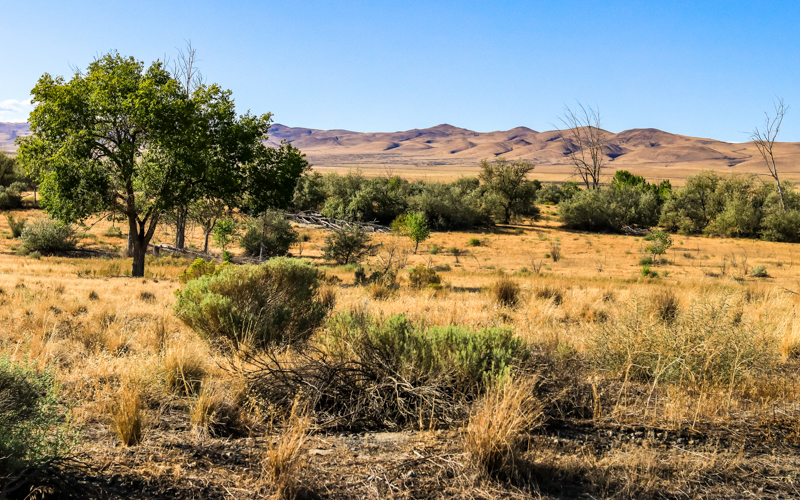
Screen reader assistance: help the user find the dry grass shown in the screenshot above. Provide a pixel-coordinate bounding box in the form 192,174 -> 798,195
263,402 -> 311,499
107,380 -> 146,446
464,376 -> 542,480
3,205 -> 800,497
491,275 -> 521,307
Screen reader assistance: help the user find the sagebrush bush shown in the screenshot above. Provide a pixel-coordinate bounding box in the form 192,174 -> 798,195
240,211 -> 298,258
0,356 -> 75,477
246,313 -> 530,429
0,185 -> 23,209
178,258 -> 221,284
174,258 -> 327,348
590,293 -> 780,387
468,238 -> 481,247
19,218 -> 77,254
751,264 -> 768,278
408,265 -> 441,289
325,313 -> 526,389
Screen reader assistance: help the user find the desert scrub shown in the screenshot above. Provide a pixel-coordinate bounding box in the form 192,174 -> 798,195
174,258 -> 327,348
239,210 -> 298,258
407,264 -> 442,289
324,313 -> 526,389
19,218 -> 77,254
6,214 -> 26,238
492,275 -> 521,307
590,293 -> 779,387
0,356 -> 76,478
246,313 -> 530,429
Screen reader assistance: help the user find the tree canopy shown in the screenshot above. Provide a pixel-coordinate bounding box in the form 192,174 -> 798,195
17,51 -> 302,276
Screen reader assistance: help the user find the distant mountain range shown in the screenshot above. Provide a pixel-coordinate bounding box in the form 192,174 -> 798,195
6,121 -> 800,182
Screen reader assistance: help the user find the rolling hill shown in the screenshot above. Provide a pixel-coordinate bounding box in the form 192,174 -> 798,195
5,121 -> 800,183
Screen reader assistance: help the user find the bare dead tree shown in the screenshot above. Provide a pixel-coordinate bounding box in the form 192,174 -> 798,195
751,98 -> 788,210
168,41 -> 206,249
559,103 -> 606,189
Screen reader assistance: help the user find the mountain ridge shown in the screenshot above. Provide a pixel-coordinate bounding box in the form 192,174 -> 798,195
5,121 -> 800,182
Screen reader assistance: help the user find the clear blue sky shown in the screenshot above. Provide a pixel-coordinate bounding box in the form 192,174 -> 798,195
2,0 -> 799,142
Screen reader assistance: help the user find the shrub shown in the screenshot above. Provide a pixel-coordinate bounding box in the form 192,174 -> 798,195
0,185 -> 23,209
408,265 -> 442,289
492,276 -> 521,307
247,313 -> 529,429
19,218 -> 77,254
638,256 -> 653,266
590,293 -> 779,387
559,184 -> 660,232
102,226 -> 124,238
549,241 -> 562,262
751,265 -> 768,278
464,376 -> 542,479
433,263 -> 451,272
322,225 -> 372,265
178,258 -> 220,284
325,313 -> 526,392
240,211 -> 298,258
640,264 -> 658,278
0,356 -> 75,478
161,345 -> 207,394
468,238 -> 481,247
355,266 -> 397,287
6,214 -> 26,238
428,244 -> 441,255
28,251 -> 41,260
174,258 -> 328,348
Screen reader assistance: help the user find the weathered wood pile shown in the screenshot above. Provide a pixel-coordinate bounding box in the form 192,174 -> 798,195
284,211 -> 390,233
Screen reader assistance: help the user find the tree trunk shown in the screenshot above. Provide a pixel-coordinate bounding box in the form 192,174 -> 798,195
203,231 -> 211,253
414,240 -> 419,254
131,238 -> 147,277
175,208 -> 188,249
126,231 -> 134,257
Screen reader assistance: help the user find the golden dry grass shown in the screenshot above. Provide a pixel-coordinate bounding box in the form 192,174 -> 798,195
3,204 -> 800,497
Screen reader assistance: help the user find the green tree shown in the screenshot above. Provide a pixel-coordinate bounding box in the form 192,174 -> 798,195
16,52 -> 274,277
213,218 -> 237,253
478,157 -> 540,224
322,224 -> 372,264
645,230 -> 673,262
392,211 -> 430,254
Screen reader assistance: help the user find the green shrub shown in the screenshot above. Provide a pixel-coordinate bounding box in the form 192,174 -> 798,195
354,266 -> 397,287
640,264 -> 658,278
638,256 -> 653,266
178,258 -> 221,284
559,184 -> 660,232
0,356 -> 76,478
28,251 -> 41,260
174,258 -> 327,348
102,226 -> 124,238
6,214 -> 26,238
408,265 -> 442,289
322,225 -> 372,265
590,294 -> 779,387
325,313 -> 526,391
751,265 -> 768,278
19,218 -> 77,254
467,238 -> 481,247
240,211 -> 298,258
0,185 -> 23,209
433,263 -> 451,272
428,244 -> 441,255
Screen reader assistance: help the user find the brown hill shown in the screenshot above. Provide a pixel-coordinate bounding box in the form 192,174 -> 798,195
5,122 -> 800,184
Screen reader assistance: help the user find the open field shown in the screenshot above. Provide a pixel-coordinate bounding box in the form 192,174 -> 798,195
4,199 -> 800,499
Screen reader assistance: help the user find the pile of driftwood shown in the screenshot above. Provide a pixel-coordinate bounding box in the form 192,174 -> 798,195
284,211 -> 390,233
622,225 -> 650,236
148,243 -> 209,258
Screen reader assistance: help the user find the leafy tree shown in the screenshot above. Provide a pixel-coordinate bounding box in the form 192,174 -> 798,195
322,225 -> 372,264
478,157 -> 540,224
188,197 -> 227,253
0,152 -> 26,187
392,211 -> 430,254
16,52 -> 275,277
645,230 -> 673,262
213,218 -> 237,254
240,210 -> 298,258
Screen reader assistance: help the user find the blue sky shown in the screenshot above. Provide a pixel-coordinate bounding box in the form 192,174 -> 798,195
2,0 -> 799,142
